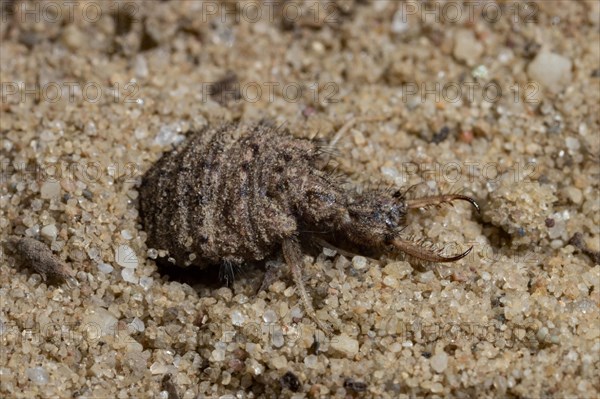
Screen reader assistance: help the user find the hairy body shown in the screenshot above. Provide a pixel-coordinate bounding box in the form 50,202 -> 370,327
140,121 -> 478,332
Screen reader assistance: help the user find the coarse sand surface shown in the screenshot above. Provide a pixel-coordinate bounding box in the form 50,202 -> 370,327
1,1 -> 599,398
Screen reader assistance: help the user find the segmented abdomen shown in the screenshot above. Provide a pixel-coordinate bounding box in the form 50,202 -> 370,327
140,123 -> 312,267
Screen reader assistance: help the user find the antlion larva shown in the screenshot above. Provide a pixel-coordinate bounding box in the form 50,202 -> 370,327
139,120 -> 479,332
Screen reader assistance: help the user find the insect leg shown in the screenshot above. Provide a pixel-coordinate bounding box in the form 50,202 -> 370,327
329,114 -> 394,148
315,114 -> 396,169
282,238 -> 332,334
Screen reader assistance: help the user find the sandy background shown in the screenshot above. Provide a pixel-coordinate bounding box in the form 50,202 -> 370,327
1,0 -> 599,398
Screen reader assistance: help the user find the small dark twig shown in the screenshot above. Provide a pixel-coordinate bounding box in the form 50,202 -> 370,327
4,236 -> 77,287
